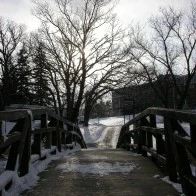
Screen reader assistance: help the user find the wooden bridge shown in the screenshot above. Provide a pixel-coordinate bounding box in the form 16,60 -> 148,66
0,107 -> 195,195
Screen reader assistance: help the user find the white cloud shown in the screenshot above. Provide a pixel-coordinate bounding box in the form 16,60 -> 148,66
115,0 -> 192,25
0,0 -> 40,31
0,0 -> 193,31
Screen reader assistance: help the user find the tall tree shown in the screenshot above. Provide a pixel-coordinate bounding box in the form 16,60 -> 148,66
83,64 -> 125,126
32,41 -> 51,106
12,43 -> 32,104
126,5 -> 196,109
33,0 -> 126,122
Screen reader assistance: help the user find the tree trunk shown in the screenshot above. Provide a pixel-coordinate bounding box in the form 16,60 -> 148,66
2,70 -> 11,107
84,107 -> 91,127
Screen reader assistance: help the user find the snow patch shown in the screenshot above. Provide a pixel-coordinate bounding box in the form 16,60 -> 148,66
153,174 -> 161,179
161,176 -> 182,194
56,161 -> 136,176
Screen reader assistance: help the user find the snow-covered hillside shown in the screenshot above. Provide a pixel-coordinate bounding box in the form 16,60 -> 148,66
80,115 -> 131,148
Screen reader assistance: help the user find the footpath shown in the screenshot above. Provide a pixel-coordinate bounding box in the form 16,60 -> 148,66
22,126 -> 179,196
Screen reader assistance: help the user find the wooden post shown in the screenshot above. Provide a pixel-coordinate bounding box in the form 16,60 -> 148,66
133,132 -> 139,149
125,125 -> 131,150
49,116 -> 57,147
6,119 -> 24,171
147,114 -> 154,148
164,118 -> 178,182
60,121 -> 65,145
117,126 -> 125,148
66,123 -> 74,145
140,117 -> 148,156
42,113 -> 51,149
175,143 -> 194,195
0,121 -> 2,139
121,127 -> 126,149
150,114 -> 164,155
141,130 -> 147,156
56,119 -> 61,152
168,120 -> 193,195
18,116 -> 31,176
31,114 -> 42,155
6,141 -> 20,171
156,134 -> 165,155
133,121 -> 141,154
190,124 -> 196,143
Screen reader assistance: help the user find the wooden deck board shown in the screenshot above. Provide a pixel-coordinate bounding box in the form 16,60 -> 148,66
22,149 -> 180,196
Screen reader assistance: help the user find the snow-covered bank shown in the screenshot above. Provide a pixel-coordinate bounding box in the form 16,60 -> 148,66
79,115 -> 132,148
161,176 -> 183,195
153,175 -> 183,195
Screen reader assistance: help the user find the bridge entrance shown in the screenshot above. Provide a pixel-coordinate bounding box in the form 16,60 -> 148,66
22,123 -> 179,196
22,148 -> 179,196
1,107 -> 195,195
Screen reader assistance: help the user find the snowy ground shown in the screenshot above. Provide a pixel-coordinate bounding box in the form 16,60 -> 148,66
88,115 -> 132,126
80,125 -> 120,148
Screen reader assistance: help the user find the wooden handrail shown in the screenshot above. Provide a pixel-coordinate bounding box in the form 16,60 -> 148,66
0,106 -> 87,194
117,107 -> 196,196
122,107 -> 196,128
0,110 -> 29,120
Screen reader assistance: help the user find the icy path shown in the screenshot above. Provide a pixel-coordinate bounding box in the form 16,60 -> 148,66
22,149 -> 179,196
21,118 -> 181,196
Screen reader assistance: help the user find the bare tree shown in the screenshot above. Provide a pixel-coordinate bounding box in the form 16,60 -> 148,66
0,17 -> 26,107
33,0 -> 126,122
126,5 -> 196,109
83,56 -> 127,126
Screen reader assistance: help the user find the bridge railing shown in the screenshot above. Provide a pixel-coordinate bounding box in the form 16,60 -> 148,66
117,107 -> 196,195
0,108 -> 86,193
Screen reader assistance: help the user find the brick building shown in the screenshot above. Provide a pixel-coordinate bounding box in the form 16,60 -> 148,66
112,75 -> 196,116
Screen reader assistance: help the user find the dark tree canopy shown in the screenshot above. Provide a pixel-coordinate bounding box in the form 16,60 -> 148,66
0,17 -> 26,107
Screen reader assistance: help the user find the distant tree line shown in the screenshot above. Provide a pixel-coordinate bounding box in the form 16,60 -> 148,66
0,0 -> 195,126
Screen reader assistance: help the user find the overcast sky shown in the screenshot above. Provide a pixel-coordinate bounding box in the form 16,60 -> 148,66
0,0 -> 192,31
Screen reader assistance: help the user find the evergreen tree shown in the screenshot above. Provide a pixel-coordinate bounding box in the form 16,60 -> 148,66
13,43 -> 32,104
1,56 -> 16,106
33,42 -> 51,106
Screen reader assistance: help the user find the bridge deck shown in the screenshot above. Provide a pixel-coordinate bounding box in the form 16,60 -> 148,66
22,148 -> 179,196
